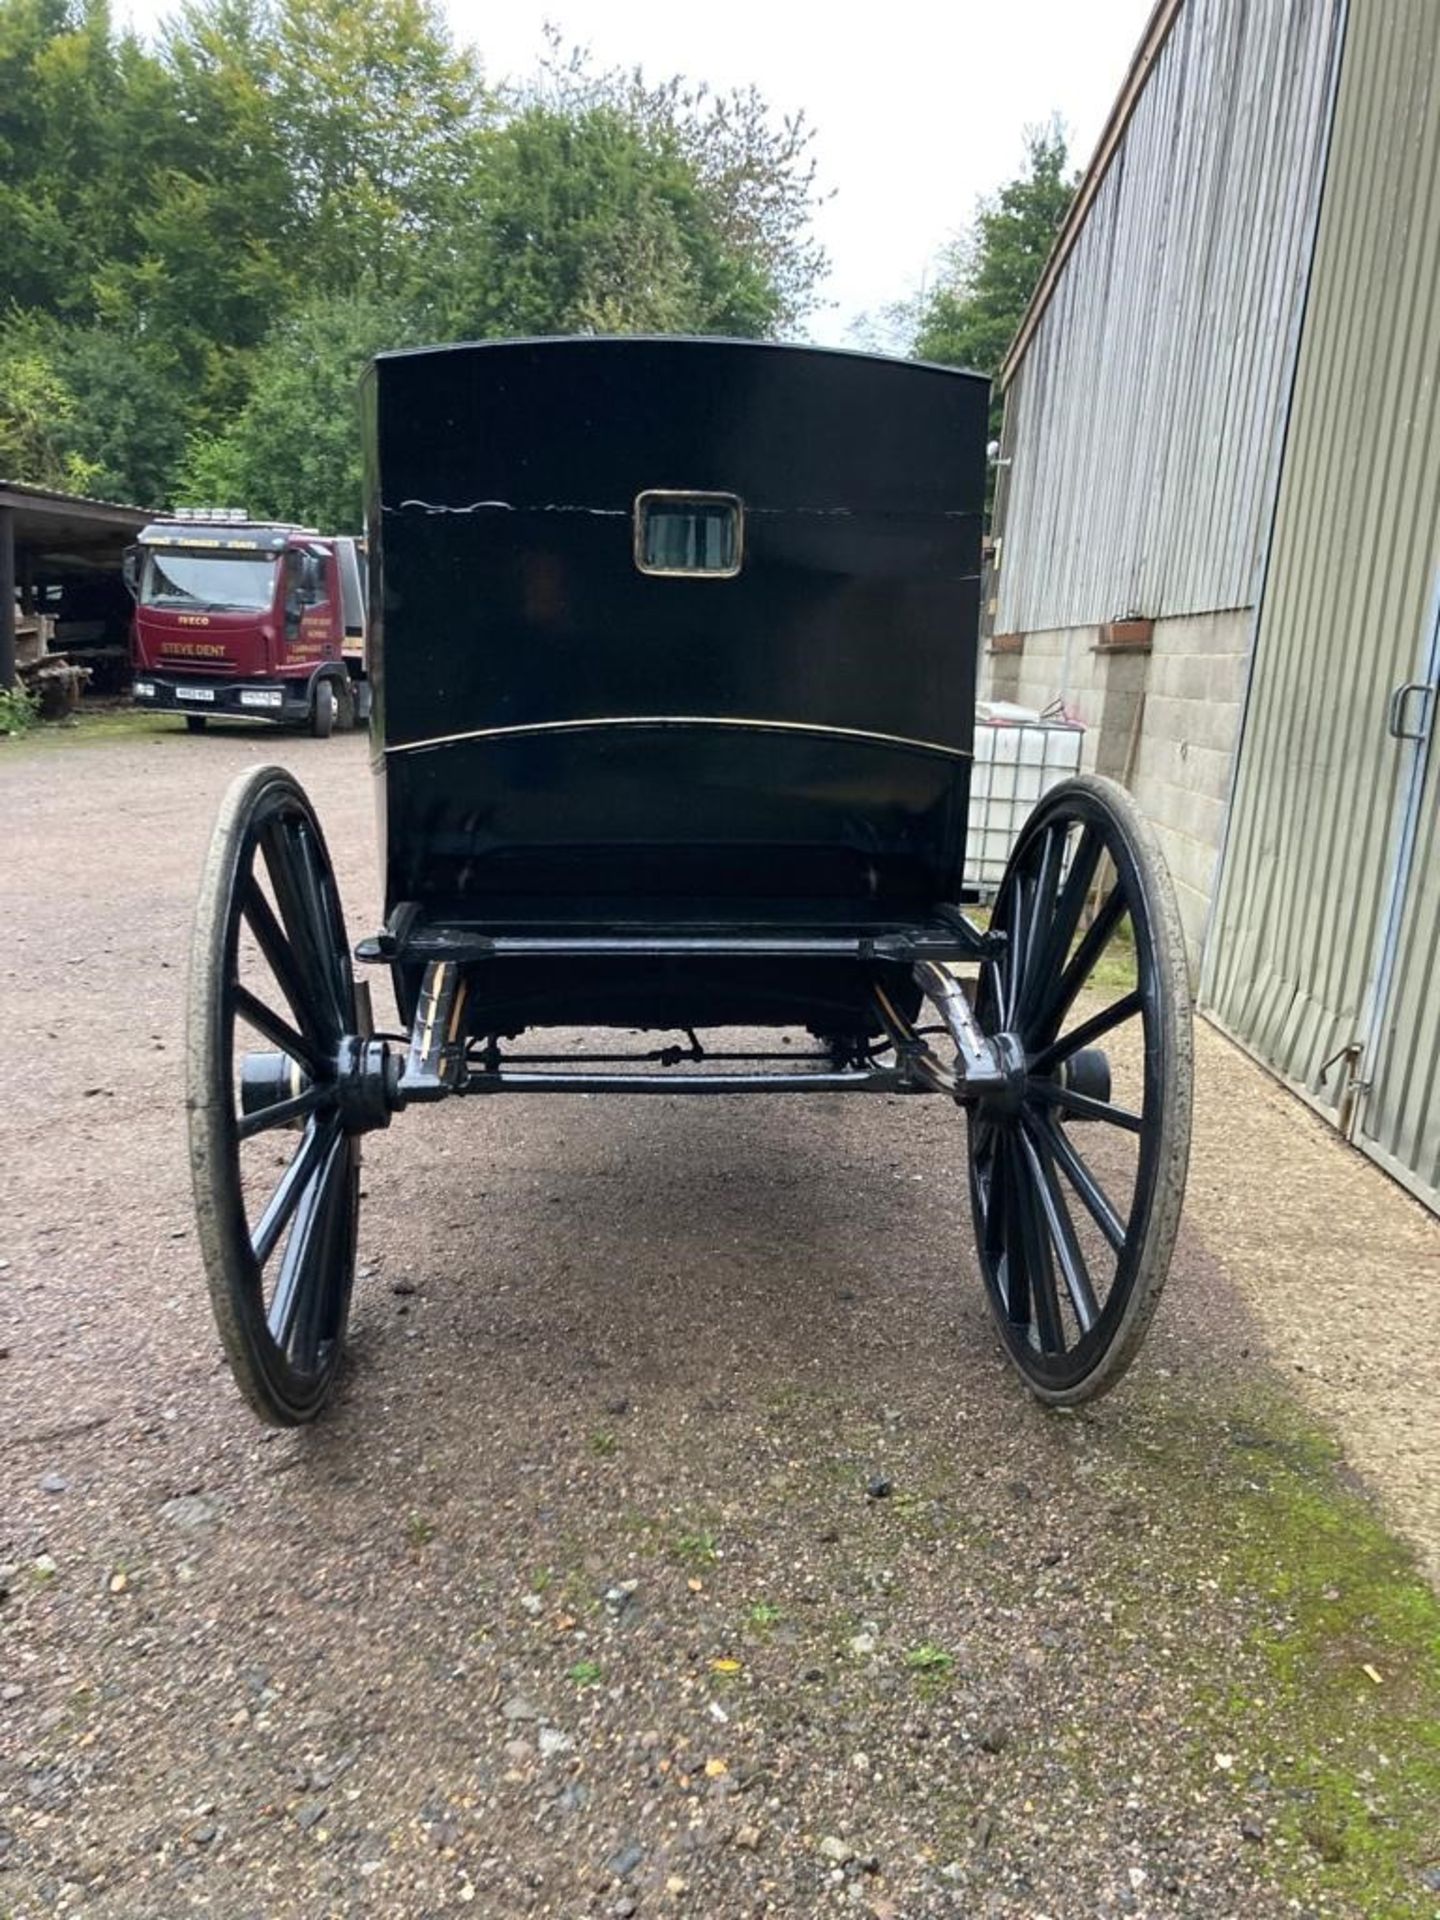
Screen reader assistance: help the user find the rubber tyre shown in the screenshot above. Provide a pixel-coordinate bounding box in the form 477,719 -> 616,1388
310,678 -> 336,740
185,714 -> 208,734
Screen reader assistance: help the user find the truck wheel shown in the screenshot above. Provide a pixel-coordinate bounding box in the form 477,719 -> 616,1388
310,680 -> 336,740
334,677 -> 357,733
186,715 -> 208,734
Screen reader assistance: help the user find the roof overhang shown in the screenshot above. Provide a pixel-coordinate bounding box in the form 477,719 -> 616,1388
0,481 -> 155,559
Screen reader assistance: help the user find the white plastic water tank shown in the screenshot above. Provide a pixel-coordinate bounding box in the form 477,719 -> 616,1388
965,708 -> 1084,896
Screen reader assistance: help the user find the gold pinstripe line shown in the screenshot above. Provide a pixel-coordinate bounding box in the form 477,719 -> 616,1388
383,715 -> 971,763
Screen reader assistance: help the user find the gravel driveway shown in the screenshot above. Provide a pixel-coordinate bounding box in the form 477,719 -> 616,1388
2,724 -> 1437,1919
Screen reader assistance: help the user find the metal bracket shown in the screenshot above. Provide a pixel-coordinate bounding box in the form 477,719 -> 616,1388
1317,1039 -> 1369,1137
912,959 -> 1008,1096
399,960 -> 469,1102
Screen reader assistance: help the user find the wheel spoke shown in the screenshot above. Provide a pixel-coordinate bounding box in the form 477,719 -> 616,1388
995,1131 -> 1031,1327
1028,989 -> 1142,1076
259,818 -> 344,1044
251,1115 -> 340,1266
971,1117 -> 998,1226
1003,872 -> 1031,1030
233,984 -> 328,1079
1031,882 -> 1128,1043
236,1082 -> 333,1141
294,820 -> 352,1035
266,1126 -> 346,1360
242,877 -> 333,1043
1016,825 -> 1103,1032
1038,1112 -> 1127,1252
1028,1079 -> 1143,1131
1011,1128 -> 1065,1352
292,1145 -> 352,1375
1017,822 -> 1066,1019
980,956 -> 1005,1028
1019,1118 -> 1100,1334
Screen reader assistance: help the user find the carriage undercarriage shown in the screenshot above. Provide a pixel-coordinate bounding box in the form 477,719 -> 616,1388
192,762 -> 1191,1428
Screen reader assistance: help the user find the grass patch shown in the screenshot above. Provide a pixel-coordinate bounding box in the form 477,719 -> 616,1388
0,685 -> 40,737
404,1512 -> 436,1550
672,1528 -> 719,1569
569,1658 -> 603,1688
1112,1394 -> 1440,1915
903,1643 -> 955,1675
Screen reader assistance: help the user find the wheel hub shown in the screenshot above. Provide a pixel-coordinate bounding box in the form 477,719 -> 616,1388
974,1030 -> 1030,1118
1058,1047 -> 1112,1109
333,1037 -> 400,1134
240,1051 -> 310,1126
240,1039 -> 399,1136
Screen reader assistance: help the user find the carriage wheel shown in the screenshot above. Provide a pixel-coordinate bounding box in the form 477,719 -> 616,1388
965,774 -> 1192,1404
188,766 -> 391,1423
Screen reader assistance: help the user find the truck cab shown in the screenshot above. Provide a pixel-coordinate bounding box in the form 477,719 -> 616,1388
128,511 -> 368,735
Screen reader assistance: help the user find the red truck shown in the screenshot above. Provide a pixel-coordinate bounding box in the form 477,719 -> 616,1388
127,510 -> 369,735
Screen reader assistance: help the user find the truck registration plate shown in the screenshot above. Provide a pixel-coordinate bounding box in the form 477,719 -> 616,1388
177,686 -> 217,703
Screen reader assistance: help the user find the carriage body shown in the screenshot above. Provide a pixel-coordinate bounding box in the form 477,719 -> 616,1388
361,337 -> 988,1039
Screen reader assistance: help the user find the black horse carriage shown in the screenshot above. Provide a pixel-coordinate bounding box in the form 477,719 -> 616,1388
188,337 -> 1192,1424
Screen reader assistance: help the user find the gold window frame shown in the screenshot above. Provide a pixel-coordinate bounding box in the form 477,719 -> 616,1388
633,490 -> 744,579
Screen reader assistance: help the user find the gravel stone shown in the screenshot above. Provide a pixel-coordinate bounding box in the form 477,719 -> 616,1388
606,1841 -> 646,1879
157,1493 -> 223,1530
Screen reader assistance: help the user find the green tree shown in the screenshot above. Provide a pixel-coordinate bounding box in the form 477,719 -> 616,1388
435,102 -> 779,340
176,291 -> 418,528
0,315 -> 94,488
0,0 -> 828,515
526,34 -> 827,333
912,119 -> 1076,438
269,0 -> 491,298
0,0 -> 160,317
53,326 -> 190,502
93,0 -> 300,419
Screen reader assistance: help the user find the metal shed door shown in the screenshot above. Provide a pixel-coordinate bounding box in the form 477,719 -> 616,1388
1353,592 -> 1440,1208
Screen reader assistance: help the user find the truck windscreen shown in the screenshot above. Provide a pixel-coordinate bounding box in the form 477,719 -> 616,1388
142,551 -> 277,612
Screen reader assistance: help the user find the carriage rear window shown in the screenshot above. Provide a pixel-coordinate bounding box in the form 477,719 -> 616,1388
634,492 -> 743,577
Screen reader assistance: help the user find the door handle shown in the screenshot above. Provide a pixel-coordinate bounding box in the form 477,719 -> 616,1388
1387,680 -> 1435,741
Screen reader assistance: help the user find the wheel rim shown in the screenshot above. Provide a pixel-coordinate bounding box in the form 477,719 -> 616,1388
190,769 -> 365,1422
966,779 -> 1191,1401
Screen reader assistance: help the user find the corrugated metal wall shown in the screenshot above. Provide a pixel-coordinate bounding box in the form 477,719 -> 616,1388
1202,0 -> 1440,1214
993,0 -> 1342,636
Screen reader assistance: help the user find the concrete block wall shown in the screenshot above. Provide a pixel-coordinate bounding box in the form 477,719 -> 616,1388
1130,611 -> 1252,966
980,608 -> 1253,973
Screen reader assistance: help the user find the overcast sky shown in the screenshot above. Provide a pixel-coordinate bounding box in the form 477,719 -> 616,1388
113,0 -> 1153,344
